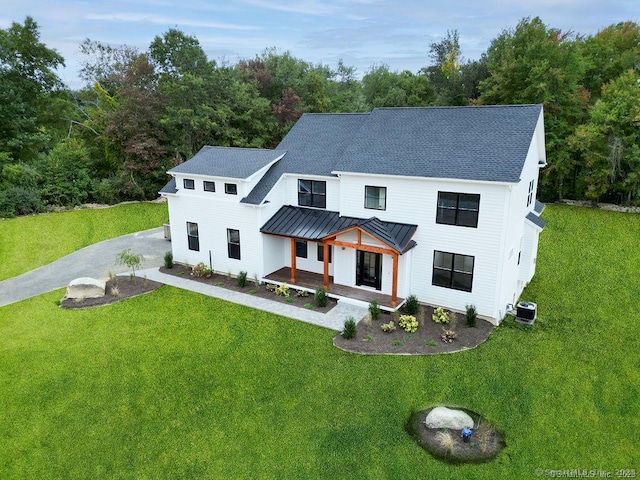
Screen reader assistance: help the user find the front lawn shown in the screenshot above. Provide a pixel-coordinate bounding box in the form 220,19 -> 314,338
0,204 -> 638,478
0,202 -> 168,281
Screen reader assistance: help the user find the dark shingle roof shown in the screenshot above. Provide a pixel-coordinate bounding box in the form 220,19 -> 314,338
241,114 -> 368,204
261,205 -> 417,254
534,199 -> 545,214
159,177 -> 177,194
526,211 -> 547,230
169,146 -> 284,179
334,105 -> 542,182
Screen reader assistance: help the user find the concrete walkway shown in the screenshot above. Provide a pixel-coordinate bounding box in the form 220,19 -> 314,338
0,227 -> 169,307
139,268 -> 367,331
0,226 -> 366,331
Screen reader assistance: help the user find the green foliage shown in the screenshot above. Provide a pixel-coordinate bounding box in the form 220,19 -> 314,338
115,248 -> 144,278
0,186 -> 44,218
295,289 -> 309,297
465,304 -> 478,327
164,251 -> 173,269
275,283 -> 290,297
314,287 -> 327,307
398,315 -> 419,333
191,262 -> 212,278
237,271 -> 248,288
368,299 -> 381,320
403,294 -> 419,316
425,339 -> 438,347
381,320 -> 396,333
341,317 -> 357,339
432,307 -> 450,324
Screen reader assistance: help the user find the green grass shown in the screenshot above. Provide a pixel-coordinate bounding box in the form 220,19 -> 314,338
0,204 -> 638,478
0,203 -> 168,281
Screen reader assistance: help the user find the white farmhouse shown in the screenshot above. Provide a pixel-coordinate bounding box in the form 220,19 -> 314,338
160,105 -> 547,324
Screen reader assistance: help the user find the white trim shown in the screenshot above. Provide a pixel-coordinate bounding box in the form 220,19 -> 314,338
331,170 -> 516,187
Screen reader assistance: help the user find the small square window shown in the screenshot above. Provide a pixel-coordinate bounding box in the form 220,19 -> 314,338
365,186 -> 386,210
204,181 -> 215,192
225,183 -> 237,195
296,240 -> 308,258
183,179 -> 195,190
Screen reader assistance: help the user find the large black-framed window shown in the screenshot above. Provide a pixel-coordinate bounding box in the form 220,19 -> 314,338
432,251 -> 474,292
364,185 -> 387,210
295,240 -> 308,258
227,229 -> 240,259
298,179 -> 326,208
225,183 -> 237,195
436,192 -> 480,228
204,181 -> 216,192
317,244 -> 332,263
187,222 -> 199,251
183,178 -> 195,190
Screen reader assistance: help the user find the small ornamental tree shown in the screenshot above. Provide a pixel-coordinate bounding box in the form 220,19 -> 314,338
115,249 -> 144,282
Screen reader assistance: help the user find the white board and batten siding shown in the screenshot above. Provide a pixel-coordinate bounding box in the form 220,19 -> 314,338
168,176 -> 263,279
338,173 -> 513,323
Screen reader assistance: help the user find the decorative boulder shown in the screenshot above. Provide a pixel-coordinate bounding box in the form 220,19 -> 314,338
424,406 -> 474,430
66,277 -> 106,299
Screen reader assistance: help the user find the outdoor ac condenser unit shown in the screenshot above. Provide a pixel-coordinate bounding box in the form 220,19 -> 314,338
515,301 -> 537,325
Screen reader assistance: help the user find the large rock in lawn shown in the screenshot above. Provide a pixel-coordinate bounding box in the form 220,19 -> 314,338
425,406 -> 474,430
66,277 -> 106,299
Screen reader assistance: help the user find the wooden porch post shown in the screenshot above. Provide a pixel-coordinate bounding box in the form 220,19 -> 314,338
323,242 -> 329,290
290,238 -> 297,284
391,252 -> 399,307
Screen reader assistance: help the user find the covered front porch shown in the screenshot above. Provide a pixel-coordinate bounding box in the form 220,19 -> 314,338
263,267 -> 404,311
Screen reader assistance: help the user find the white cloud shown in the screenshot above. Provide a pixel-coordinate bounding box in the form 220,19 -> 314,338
84,13 -> 260,31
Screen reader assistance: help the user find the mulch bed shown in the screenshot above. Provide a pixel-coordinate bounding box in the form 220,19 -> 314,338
333,304 -> 494,355
60,277 -> 163,309
406,407 -> 505,463
159,264 -> 337,313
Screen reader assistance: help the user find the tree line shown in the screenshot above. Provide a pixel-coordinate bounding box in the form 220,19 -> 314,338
0,16 -> 639,217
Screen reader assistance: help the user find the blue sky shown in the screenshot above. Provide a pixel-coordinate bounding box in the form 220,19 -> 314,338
1,0 -> 637,88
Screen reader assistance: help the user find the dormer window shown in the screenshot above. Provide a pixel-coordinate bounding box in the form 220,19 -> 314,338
183,179 -> 195,190
298,179 -> 326,208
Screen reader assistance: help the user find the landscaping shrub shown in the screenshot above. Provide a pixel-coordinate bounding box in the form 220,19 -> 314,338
369,299 -> 380,320
432,306 -> 450,324
192,262 -> 212,278
466,304 -> 477,327
237,271 -> 247,288
404,294 -> 419,315
381,320 -> 396,332
398,314 -> 419,333
315,287 -> 327,307
275,283 -> 290,297
342,317 -> 357,339
164,251 -> 173,269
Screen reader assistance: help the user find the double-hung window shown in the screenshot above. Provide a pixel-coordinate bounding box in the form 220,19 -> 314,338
436,192 -> 480,227
187,222 -> 199,251
527,180 -> 534,207
298,179 -> 326,208
227,229 -> 240,259
432,251 -> 474,292
364,186 -> 386,210
317,244 -> 332,263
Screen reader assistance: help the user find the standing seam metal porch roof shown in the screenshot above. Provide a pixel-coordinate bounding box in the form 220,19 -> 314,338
260,205 -> 418,254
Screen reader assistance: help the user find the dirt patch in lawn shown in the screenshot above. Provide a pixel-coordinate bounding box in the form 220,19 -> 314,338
159,264 -> 337,313
333,305 -> 494,355
406,407 -> 505,464
60,277 -> 162,309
